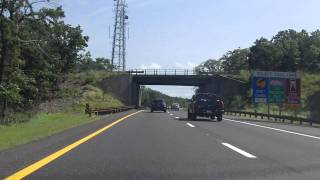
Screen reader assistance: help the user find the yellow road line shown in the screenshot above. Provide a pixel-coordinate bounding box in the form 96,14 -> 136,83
5,110 -> 143,180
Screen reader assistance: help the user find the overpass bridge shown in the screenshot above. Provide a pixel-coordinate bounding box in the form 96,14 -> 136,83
99,69 -> 247,107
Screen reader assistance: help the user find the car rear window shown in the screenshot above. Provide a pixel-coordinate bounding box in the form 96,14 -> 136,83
152,100 -> 164,104
194,94 -> 216,101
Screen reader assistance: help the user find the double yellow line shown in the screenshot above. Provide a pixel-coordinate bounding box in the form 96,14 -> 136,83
5,110 -> 143,180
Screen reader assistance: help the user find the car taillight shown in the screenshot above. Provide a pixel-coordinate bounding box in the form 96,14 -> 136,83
216,100 -> 224,109
220,101 -> 224,109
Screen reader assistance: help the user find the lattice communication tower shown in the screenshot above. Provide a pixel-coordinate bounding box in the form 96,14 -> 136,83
111,0 -> 128,71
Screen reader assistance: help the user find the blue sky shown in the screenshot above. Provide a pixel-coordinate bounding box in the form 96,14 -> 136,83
59,0 -> 320,98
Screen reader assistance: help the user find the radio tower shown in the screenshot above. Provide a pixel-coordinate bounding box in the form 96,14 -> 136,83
111,0 -> 128,71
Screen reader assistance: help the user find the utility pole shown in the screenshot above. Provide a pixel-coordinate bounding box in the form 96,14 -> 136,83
111,0 -> 128,71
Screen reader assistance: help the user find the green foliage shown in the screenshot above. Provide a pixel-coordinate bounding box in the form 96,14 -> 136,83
249,29 -> 320,72
68,70 -> 122,86
0,84 -> 21,104
73,85 -> 123,111
307,91 -> 320,122
0,1 -> 89,121
198,29 -> 320,74
249,38 -> 283,71
221,48 -> 250,73
196,49 -> 250,74
302,73 -> 320,121
196,59 -> 223,73
228,96 -> 245,109
77,52 -> 113,72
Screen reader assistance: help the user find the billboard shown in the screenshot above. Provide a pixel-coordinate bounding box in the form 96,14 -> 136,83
252,71 -> 301,106
253,77 -> 269,103
286,79 -> 301,104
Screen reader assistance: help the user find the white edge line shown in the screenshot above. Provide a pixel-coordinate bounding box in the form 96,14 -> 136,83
222,143 -> 257,158
186,123 -> 195,128
224,118 -> 320,140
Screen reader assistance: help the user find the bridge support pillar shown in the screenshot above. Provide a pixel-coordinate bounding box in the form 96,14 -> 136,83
131,83 -> 141,108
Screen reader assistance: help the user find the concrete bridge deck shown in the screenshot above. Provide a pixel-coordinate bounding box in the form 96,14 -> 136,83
100,69 -> 247,107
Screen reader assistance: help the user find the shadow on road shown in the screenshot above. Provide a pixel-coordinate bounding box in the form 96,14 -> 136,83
144,111 -> 167,114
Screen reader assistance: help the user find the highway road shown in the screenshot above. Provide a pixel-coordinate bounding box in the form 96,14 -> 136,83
1,109 -> 320,179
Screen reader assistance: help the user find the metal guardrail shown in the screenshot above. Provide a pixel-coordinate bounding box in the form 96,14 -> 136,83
127,69 -> 211,76
85,105 -> 133,117
224,110 -> 315,126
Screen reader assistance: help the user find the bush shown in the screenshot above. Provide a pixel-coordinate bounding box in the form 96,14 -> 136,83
307,91 -> 320,122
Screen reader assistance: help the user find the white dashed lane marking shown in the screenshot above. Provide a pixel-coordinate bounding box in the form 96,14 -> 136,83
222,142 -> 257,159
186,123 -> 195,128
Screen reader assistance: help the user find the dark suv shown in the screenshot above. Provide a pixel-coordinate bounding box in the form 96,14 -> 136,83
188,93 -> 224,121
151,99 -> 167,112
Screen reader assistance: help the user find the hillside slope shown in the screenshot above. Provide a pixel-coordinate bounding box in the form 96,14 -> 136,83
0,71 -> 124,150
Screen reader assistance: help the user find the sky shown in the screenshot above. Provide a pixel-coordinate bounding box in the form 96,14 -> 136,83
57,0 -> 320,98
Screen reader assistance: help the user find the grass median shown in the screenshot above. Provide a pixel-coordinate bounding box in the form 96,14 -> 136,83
0,112 -> 99,151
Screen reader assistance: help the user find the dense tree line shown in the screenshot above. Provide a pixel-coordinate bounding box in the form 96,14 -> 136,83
0,0 -> 95,122
77,52 -> 113,72
197,29 -> 320,73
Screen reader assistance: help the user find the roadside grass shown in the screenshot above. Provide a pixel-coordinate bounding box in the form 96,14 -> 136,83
0,112 -> 99,151
0,71 -> 125,151
0,85 -> 123,151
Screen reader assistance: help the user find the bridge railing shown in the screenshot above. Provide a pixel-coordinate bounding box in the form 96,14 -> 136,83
127,69 -> 211,76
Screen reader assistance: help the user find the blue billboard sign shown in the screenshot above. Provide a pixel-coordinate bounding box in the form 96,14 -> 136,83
253,77 -> 269,103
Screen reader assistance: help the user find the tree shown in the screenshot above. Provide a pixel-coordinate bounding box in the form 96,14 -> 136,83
307,90 -> 320,123
77,53 -> 112,72
249,38 -> 283,71
272,29 -> 301,71
95,57 -> 113,71
220,48 -> 250,73
299,30 -> 320,72
0,0 -> 89,122
195,59 -> 223,73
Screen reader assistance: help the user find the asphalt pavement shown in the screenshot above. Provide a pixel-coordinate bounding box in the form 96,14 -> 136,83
1,109 -> 320,180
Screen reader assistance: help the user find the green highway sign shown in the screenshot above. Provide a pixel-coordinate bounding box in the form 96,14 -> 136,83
269,78 -> 285,103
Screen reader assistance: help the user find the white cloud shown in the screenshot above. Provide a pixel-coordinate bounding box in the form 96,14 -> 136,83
139,63 -> 162,69
174,62 -> 197,69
